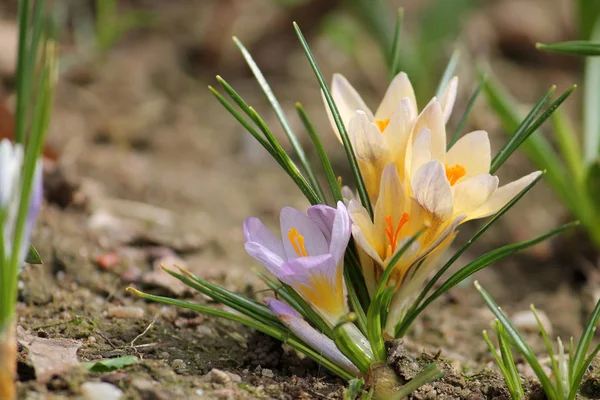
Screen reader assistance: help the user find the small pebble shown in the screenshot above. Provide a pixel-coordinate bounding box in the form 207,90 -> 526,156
261,368 -> 274,378
512,309 -> 552,335
171,359 -> 185,372
107,305 -> 145,319
81,382 -> 123,400
159,351 -> 170,359
206,368 -> 241,385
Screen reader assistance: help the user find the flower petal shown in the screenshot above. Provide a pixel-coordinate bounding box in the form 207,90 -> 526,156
452,174 -> 499,216
244,242 -> 286,276
279,254 -> 347,324
307,204 -> 336,243
440,76 -> 458,123
409,127 -> 432,178
271,302 -> 360,376
263,297 -> 302,319
243,217 -> 286,259
374,164 -> 407,244
375,72 -> 417,120
348,111 -> 388,162
280,207 -> 329,259
384,98 -> 417,176
466,171 -> 542,221
410,100 -> 446,160
445,130 -> 491,178
349,199 -> 383,265
411,160 -> 454,221
328,202 -> 352,264
326,74 -> 373,142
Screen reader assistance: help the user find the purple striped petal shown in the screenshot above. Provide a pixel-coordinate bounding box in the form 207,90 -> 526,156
277,310 -> 360,376
264,297 -> 303,319
307,202 -> 351,264
306,204 -> 336,243
244,242 -> 285,276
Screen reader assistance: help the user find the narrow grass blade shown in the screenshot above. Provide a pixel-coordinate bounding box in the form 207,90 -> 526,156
449,76 -> 486,149
569,342 -> 600,400
294,22 -> 373,218
475,283 -> 558,400
163,266 -> 282,327
571,294 -> 600,384
583,23 -> 600,163
390,363 -> 444,399
483,329 -> 522,400
536,41 -> 600,56
389,8 -> 404,81
496,322 -> 524,399
14,0 -> 31,144
396,221 -> 577,337
296,102 -> 342,203
344,266 -> 368,335
531,304 -> 563,395
551,107 -> 583,181
345,244 -> 371,308
435,49 -> 460,99
283,282 -> 332,337
127,288 -> 354,380
210,84 -> 320,204
410,172 -> 543,316
490,85 -> 555,173
234,37 -> 326,202
482,71 -> 575,209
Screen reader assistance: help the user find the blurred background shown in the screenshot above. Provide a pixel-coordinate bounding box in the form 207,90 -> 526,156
5,0 -> 599,397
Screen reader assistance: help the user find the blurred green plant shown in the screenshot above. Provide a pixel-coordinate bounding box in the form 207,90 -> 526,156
482,15 -> 600,248
477,281 -> 600,400
325,0 -> 478,105
0,0 -> 56,398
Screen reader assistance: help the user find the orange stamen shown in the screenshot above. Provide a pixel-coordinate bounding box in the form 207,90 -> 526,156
375,118 -> 390,133
287,228 -> 308,257
384,213 -> 410,254
445,164 -> 466,186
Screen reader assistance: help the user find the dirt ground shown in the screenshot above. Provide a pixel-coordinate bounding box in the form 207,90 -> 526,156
6,0 -> 600,398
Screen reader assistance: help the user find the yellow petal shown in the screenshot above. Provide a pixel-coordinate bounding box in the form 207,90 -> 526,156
375,72 -> 417,121
452,174 -> 499,216
326,74 -> 374,142
445,130 -> 491,179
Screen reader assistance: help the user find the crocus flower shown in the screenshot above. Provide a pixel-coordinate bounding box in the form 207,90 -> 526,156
243,201 -> 351,326
324,73 -> 458,200
264,297 -> 360,376
348,163 -> 464,295
0,139 -> 43,267
404,107 -> 542,227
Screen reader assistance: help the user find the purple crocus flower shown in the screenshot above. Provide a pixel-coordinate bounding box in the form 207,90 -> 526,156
0,139 -> 43,267
264,297 -> 359,376
243,201 -> 351,325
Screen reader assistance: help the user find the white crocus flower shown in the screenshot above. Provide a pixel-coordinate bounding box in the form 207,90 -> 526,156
324,73 -> 458,201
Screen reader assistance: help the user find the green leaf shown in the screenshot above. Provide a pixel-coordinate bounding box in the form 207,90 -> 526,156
396,220 -> 577,338
296,102 -> 341,203
475,282 -> 558,400
495,322 -> 524,399
83,355 -> 139,372
583,22 -> 600,163
294,22 -> 374,218
234,38 -> 326,202
389,8 -> 404,81
570,290 -> 600,388
536,41 -> 600,56
25,245 -> 42,264
449,75 -> 486,149
127,288 -> 355,380
390,363 -> 444,399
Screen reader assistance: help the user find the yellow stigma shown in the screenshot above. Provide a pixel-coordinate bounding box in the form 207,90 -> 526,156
445,164 -> 466,186
375,118 -> 390,132
288,228 -> 308,257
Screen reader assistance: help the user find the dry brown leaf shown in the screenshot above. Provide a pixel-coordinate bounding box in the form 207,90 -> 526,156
17,326 -> 82,383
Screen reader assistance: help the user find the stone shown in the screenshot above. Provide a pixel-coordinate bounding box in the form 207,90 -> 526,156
81,382 -> 123,400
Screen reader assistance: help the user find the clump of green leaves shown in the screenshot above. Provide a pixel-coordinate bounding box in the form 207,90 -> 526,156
477,281 -> 600,400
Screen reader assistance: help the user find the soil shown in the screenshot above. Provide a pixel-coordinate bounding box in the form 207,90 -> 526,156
6,0 -> 600,399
